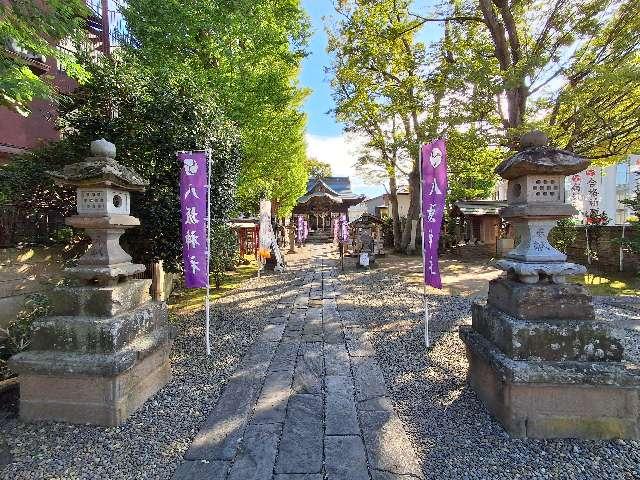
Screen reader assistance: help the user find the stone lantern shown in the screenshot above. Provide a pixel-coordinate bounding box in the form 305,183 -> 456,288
496,131 -> 589,283
460,132 -> 640,439
9,139 -> 174,426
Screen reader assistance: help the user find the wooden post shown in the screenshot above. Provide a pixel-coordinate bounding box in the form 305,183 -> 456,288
151,261 -> 165,301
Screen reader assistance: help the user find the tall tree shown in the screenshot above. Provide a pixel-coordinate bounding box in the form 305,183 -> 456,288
306,158 -> 333,178
329,0 -> 430,252
1,57 -> 242,272
417,0 -> 640,159
123,0 -> 311,215
0,0 -> 89,115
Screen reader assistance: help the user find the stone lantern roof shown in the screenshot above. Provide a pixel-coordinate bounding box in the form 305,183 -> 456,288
49,139 -> 148,192
495,131 -> 590,180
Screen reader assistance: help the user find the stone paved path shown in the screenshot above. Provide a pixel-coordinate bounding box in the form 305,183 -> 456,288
174,245 -> 424,480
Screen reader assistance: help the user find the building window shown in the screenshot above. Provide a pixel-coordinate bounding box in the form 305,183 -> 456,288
616,161 -> 629,187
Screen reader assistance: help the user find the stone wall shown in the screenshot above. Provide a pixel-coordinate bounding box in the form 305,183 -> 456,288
565,226 -> 639,273
0,246 -> 65,333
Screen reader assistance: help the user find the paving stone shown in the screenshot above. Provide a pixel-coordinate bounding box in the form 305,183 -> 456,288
345,329 -> 375,357
359,409 -> 423,478
357,396 -> 395,413
325,375 -> 360,436
370,470 -> 424,480
294,296 -> 309,308
239,341 -> 279,372
259,323 -> 286,342
325,435 -> 369,480
269,340 -> 300,373
307,306 -> 323,317
274,475 -> 322,480
227,423 -> 281,480
283,328 -> 303,341
352,357 -> 388,402
173,460 -> 230,480
252,369 -> 293,424
185,343 -> 276,461
275,394 -> 323,474
324,343 -> 351,376
288,315 -> 306,331
323,320 -> 345,344
269,315 -> 289,325
292,343 -> 323,395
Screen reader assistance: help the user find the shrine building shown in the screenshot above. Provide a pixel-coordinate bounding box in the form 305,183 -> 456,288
293,177 -> 365,232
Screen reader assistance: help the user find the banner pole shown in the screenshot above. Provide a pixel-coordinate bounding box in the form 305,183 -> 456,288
205,149 -> 211,356
424,285 -> 430,348
418,145 -> 430,348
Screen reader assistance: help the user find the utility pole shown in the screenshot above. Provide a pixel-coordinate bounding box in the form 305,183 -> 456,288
101,0 -> 111,55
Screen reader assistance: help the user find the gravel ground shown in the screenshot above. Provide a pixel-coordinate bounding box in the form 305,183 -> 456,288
0,269 -> 293,480
3,247 -> 640,480
337,264 -> 640,480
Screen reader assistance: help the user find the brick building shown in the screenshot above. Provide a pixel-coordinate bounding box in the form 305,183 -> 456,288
0,0 -> 127,164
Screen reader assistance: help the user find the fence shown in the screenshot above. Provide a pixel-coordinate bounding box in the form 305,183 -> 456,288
565,225 -> 639,273
0,205 -> 66,248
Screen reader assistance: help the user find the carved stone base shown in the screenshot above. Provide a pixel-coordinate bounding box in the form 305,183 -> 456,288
460,327 -> 640,439
486,278 -> 594,320
472,301 -> 622,361
494,259 -> 586,284
15,340 -> 172,426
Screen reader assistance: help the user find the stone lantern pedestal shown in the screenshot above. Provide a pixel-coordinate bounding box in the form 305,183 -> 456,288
9,140 -> 174,426
460,132 -> 640,439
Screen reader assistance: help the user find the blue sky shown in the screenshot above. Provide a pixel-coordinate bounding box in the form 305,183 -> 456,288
300,1 -> 342,137
300,1 -> 442,198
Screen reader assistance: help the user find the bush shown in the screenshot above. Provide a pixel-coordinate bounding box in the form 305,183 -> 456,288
209,224 -> 239,289
622,181 -> 640,255
0,56 -> 242,272
381,216 -> 394,248
0,293 -> 50,378
549,218 -> 579,254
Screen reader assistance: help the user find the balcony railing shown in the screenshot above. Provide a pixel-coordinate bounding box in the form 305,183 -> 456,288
84,0 -> 137,53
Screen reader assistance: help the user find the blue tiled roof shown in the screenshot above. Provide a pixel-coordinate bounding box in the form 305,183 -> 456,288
306,177 -> 354,196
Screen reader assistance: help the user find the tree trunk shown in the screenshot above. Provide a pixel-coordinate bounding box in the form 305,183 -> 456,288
399,115 -> 422,254
388,172 -> 402,251
400,165 -> 421,253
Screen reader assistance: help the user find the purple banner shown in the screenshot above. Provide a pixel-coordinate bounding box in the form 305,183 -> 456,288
296,215 -> 304,244
302,220 -> 309,241
178,151 -> 209,288
338,213 -> 349,243
421,140 -> 448,289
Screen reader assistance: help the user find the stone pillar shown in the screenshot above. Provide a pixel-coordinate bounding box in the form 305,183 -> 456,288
9,139 -> 174,426
459,131 -> 640,439
287,222 -> 296,254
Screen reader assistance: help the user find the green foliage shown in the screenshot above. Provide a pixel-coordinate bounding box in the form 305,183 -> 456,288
445,129 -> 503,206
622,181 -> 640,254
122,0 -> 311,216
328,0 -> 430,252
439,0 -> 640,159
380,216 -> 395,248
0,293 -> 49,364
1,56 -> 242,272
550,218 -> 579,254
209,224 -> 239,289
0,0 -> 90,115
328,2 -> 502,242
306,158 -> 333,179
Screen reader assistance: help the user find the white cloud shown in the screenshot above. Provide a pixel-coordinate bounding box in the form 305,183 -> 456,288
305,132 -> 385,198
